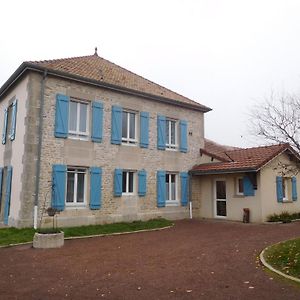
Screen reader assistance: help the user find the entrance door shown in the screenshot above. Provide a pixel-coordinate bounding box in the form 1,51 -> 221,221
214,180 -> 227,217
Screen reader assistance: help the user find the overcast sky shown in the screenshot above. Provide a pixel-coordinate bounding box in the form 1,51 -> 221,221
1,0 -> 300,147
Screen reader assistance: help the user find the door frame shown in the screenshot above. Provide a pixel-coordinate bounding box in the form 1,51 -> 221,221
213,178 -> 227,218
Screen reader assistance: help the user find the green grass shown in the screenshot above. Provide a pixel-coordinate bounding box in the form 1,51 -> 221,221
0,218 -> 173,247
264,238 -> 300,278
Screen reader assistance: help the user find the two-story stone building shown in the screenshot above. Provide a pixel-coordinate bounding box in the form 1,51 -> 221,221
0,51 -> 211,228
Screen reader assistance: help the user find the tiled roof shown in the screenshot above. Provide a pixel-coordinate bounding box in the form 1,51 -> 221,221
193,143 -> 295,174
27,54 -> 210,111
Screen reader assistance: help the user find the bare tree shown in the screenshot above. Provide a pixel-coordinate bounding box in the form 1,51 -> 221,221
249,93 -> 300,152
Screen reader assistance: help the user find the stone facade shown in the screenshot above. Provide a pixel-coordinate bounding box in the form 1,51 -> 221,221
2,72 -> 205,228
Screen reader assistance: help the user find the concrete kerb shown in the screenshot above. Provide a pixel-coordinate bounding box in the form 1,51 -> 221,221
0,224 -> 174,249
260,239 -> 300,284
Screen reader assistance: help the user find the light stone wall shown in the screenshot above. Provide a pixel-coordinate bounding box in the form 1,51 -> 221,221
0,76 -> 29,226
260,152 -> 300,221
33,75 -> 205,227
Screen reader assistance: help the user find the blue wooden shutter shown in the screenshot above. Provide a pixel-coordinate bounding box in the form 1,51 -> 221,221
52,165 -> 67,211
157,115 -> 166,150
140,112 -> 149,148
10,100 -> 18,141
243,176 -> 254,196
111,106 -> 122,144
157,170 -> 166,207
3,166 -> 12,225
91,101 -> 103,143
180,172 -> 188,206
138,170 -> 147,196
2,108 -> 8,145
276,176 -> 283,203
55,94 -> 69,138
90,167 -> 102,209
0,167 -> 3,205
114,168 -> 123,196
179,120 -> 188,153
292,177 -> 297,201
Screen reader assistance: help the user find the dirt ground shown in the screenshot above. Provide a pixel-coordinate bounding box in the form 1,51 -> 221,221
1,219 -> 300,300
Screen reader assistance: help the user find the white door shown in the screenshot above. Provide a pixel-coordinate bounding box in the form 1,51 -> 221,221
214,179 -> 227,218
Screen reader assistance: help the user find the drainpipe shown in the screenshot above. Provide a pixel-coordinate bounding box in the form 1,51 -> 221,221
189,172 -> 193,219
33,70 -> 47,229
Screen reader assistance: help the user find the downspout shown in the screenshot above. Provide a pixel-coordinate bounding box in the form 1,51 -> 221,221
33,70 -> 47,229
189,172 -> 193,219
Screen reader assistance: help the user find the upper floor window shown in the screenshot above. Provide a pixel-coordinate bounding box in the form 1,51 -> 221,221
166,119 -> 177,150
68,100 -> 89,140
66,167 -> 87,206
2,99 -> 17,145
122,111 -> 137,144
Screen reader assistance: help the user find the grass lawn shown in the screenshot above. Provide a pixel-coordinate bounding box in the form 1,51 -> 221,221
0,218 -> 173,247
264,238 -> 300,278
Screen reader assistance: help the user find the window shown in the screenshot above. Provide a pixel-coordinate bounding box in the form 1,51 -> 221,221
282,177 -> 290,202
66,168 -> 87,206
122,111 -> 137,144
236,177 -> 244,195
122,171 -> 135,194
68,100 -> 89,139
166,173 -> 178,205
166,119 -> 177,150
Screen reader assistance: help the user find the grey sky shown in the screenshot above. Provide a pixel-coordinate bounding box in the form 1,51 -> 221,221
1,0 -> 300,147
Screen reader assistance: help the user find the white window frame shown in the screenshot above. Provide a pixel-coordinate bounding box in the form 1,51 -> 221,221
122,170 -> 136,195
282,177 -> 290,202
65,167 -> 87,207
236,177 -> 244,196
122,110 -> 138,145
165,172 -> 179,206
68,99 -> 90,140
166,118 -> 178,150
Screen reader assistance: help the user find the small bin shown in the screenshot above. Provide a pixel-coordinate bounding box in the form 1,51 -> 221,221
243,208 -> 250,223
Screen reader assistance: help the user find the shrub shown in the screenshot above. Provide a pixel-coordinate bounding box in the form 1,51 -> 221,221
267,211 -> 300,222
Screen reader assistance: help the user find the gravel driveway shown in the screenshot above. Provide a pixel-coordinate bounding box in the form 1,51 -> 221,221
1,219 -> 300,299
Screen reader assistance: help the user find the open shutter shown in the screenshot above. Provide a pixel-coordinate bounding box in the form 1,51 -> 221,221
52,165 -> 67,211
90,167 -> 102,209
2,108 -> 8,145
180,172 -> 188,206
292,177 -> 297,201
179,120 -> 188,153
243,176 -> 254,196
276,176 -> 283,203
157,115 -> 166,150
138,170 -> 147,196
9,100 -> 18,141
114,168 -> 123,196
0,168 -> 3,206
3,166 -> 12,225
111,105 -> 122,144
55,94 -> 69,138
157,170 -> 166,207
140,112 -> 149,148
91,101 -> 103,143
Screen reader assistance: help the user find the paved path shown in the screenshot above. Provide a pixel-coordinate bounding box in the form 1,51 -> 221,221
0,219 -> 300,299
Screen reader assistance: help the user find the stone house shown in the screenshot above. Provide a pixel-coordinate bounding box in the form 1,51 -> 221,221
191,139 -> 300,222
0,51 -> 211,228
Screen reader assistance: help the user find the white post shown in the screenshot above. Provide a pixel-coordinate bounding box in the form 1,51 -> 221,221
33,205 -> 38,229
189,201 -> 193,219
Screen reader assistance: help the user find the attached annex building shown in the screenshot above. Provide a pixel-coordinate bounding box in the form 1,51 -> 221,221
0,52 -> 299,228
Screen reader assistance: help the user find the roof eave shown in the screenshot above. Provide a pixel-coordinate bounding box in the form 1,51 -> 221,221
189,168 -> 257,175
0,63 -> 212,113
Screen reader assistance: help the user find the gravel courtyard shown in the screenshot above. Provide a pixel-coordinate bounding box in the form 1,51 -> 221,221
1,219 -> 300,299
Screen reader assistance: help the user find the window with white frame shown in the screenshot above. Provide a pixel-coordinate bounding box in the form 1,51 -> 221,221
166,119 -> 177,150
68,100 -> 89,139
282,177 -> 290,201
236,177 -> 244,196
122,171 -> 135,194
166,173 -> 178,204
122,111 -> 137,144
66,168 -> 87,206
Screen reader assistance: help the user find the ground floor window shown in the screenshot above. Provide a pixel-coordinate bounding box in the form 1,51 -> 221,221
166,173 -> 178,205
282,177 -> 290,201
122,171 -> 135,194
66,168 -> 87,206
236,177 -> 244,196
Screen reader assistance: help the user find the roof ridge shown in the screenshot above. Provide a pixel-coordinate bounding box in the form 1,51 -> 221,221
226,143 -> 288,153
26,54 -> 95,64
